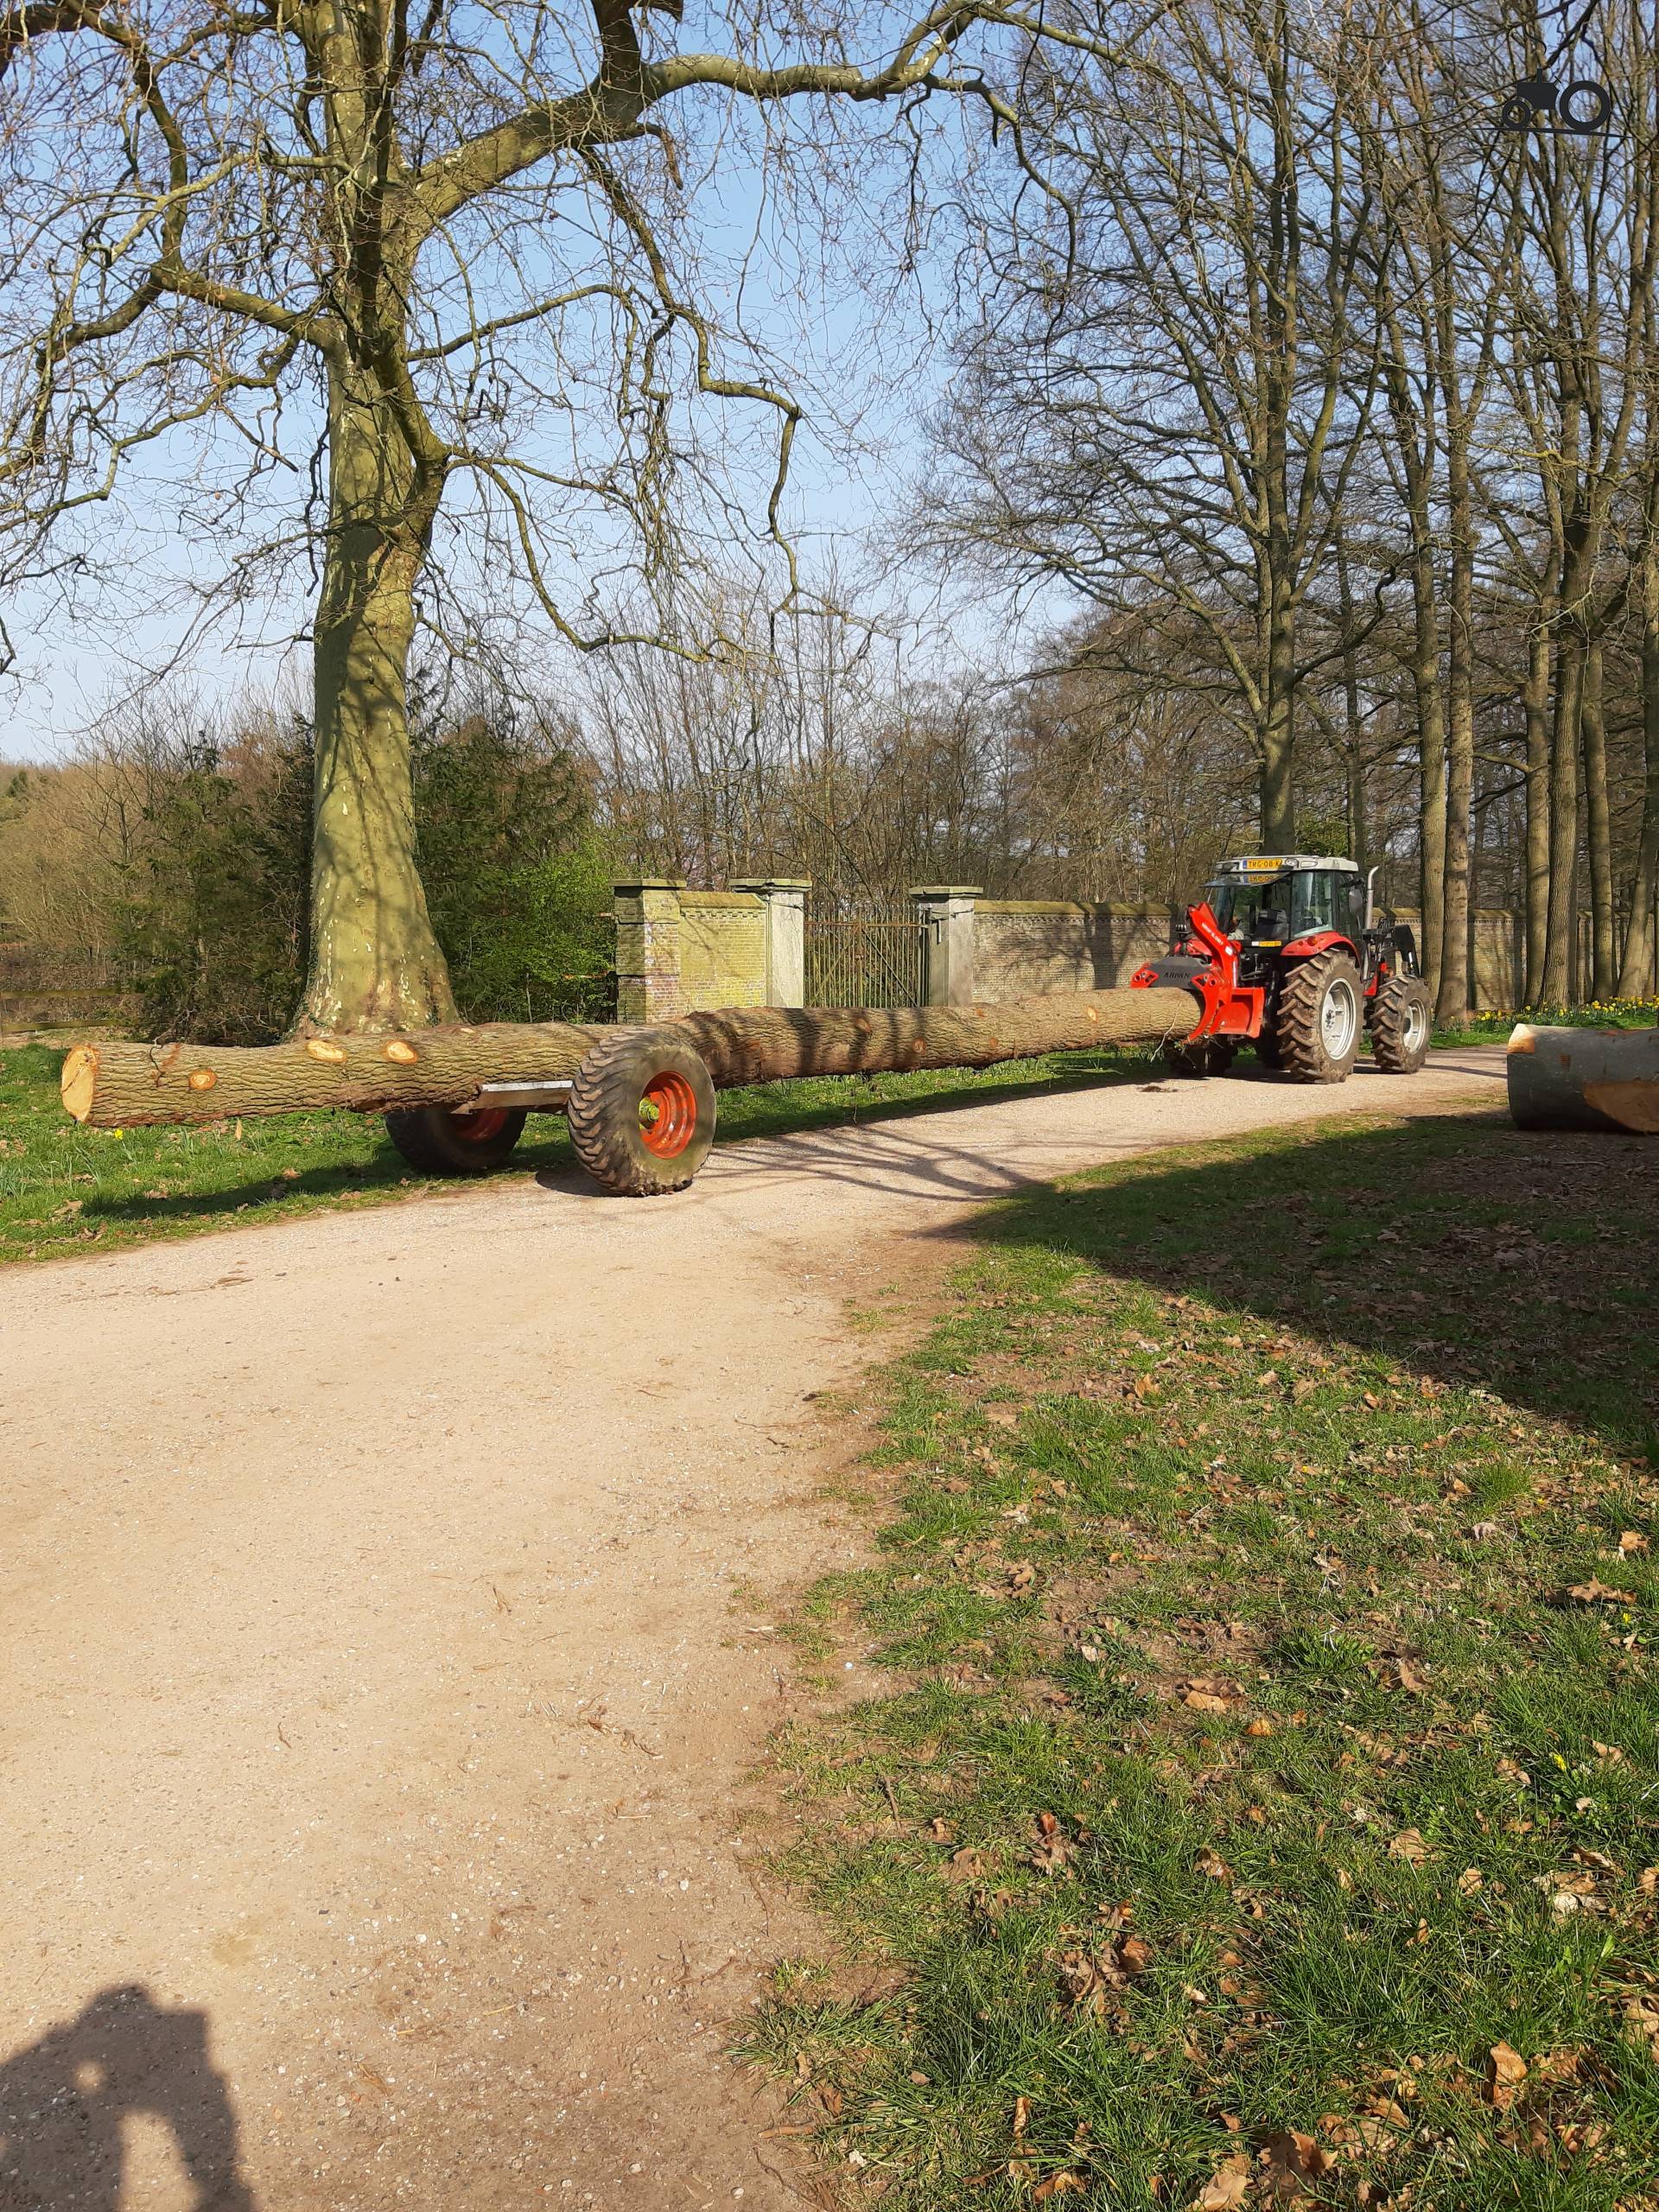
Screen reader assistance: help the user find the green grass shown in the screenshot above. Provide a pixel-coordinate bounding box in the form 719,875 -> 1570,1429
0,1040 -> 1159,1265
739,1108 -> 1659,2210
1433,996 -> 1659,1049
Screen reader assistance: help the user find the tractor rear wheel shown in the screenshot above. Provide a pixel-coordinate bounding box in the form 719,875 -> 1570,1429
567,1029 -> 717,1196
1163,1039 -> 1237,1077
384,1103 -> 529,1175
1369,975 -> 1432,1073
1274,951 -> 1363,1084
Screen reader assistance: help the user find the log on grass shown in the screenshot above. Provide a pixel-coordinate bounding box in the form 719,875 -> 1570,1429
61,987 -> 1203,1131
1506,1022 -> 1659,1134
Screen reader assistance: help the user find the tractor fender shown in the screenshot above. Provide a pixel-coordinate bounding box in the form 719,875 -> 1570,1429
1278,931 -> 1358,962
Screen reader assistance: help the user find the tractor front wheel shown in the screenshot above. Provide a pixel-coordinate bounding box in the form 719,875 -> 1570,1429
567,1029 -> 717,1196
1274,952 -> 1363,1084
384,1103 -> 529,1175
1369,975 -> 1432,1073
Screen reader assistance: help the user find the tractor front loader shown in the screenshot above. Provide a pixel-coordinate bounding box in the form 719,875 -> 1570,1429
1131,854 -> 1432,1084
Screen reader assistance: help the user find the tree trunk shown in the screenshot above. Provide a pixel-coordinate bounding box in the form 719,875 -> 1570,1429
1523,613 -> 1552,1003
295,363 -> 455,1038
1580,638 -> 1618,997
1436,453 -> 1475,1025
1260,607 -> 1296,849
1618,481 -> 1659,996
1541,625 -> 1586,1003
1507,1021 -> 1659,1132
60,987 -> 1204,1129
1414,556 -> 1447,1008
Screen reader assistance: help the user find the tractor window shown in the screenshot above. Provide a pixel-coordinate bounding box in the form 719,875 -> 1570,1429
1205,876 -> 1290,935
1289,873 -> 1339,935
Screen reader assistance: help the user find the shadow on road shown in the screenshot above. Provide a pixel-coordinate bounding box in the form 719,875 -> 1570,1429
0,1985 -> 253,2210
933,1108 -> 1657,1460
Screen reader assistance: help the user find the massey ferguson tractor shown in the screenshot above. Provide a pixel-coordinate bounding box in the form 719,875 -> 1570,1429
1130,854 -> 1432,1083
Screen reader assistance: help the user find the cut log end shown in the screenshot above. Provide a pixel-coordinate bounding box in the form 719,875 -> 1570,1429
60,1046 -> 99,1123
1507,1022 -> 1659,1135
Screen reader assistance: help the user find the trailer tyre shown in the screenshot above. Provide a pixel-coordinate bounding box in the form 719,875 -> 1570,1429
1369,975 -> 1432,1073
568,1029 -> 716,1196
1274,951 -> 1363,1084
384,1104 -> 528,1175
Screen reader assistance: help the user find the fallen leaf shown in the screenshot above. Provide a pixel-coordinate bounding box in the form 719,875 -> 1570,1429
1457,1866 -> 1484,1896
1014,2094 -> 1032,2138
1185,1690 -> 1231,1714
985,1405 -> 1020,1430
1567,1580 -> 1637,1605
1259,2130 -> 1337,2200
1196,1847 -> 1234,1882
1391,1657 -> 1428,1694
1196,2154 -> 1253,2209
1619,1531 -> 1649,1555
1033,2177 -> 1085,2202
1485,2042 -> 1527,2110
1245,1718 -> 1274,1738
1008,1563 -> 1037,1592
1388,1828 -> 1430,1866
947,1846 -> 985,1880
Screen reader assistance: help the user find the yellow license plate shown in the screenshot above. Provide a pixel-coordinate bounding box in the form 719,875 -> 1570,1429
1243,855 -> 1283,874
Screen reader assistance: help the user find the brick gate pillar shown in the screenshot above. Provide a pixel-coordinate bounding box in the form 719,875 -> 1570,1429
613,879 -> 685,1021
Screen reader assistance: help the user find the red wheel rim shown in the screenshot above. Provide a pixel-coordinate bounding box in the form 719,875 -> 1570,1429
639,1071 -> 698,1159
453,1107 -> 511,1144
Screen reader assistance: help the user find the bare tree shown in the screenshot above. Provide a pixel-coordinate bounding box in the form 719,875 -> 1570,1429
1,0 -> 1028,1033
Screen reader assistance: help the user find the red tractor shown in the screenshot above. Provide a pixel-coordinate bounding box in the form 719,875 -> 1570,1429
1130,854 -> 1432,1083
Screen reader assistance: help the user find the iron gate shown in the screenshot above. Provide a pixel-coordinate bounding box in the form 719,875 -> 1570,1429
804,908 -> 927,1008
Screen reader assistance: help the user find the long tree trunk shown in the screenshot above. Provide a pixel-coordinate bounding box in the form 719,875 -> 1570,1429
1580,636 -> 1618,996
1523,611 -> 1552,1002
60,986 -> 1203,1128
296,366 -> 456,1036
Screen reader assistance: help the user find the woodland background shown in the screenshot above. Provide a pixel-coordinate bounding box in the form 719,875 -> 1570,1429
3,0 -> 1658,1039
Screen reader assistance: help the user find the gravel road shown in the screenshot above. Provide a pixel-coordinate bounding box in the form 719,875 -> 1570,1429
0,1049 -> 1504,2212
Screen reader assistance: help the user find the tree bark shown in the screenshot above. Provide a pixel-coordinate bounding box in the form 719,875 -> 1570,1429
1580,637 -> 1618,997
1436,429 -> 1475,1025
1507,1021 -> 1659,1132
1522,612 -> 1552,1003
1618,460 -> 1659,996
1542,623 -> 1586,1003
60,988 -> 1204,1129
296,362 -> 455,1037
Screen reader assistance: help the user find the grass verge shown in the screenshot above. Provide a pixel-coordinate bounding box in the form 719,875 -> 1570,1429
741,1107 -> 1659,2211
1433,999 -> 1658,1049
0,1040 -> 1159,1265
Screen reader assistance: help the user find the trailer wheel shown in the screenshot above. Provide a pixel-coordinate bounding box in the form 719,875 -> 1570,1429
1274,951 -> 1363,1084
1369,975 -> 1432,1073
384,1103 -> 529,1175
567,1030 -> 716,1196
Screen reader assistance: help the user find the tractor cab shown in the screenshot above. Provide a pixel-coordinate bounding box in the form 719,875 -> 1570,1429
1199,855 -> 1371,982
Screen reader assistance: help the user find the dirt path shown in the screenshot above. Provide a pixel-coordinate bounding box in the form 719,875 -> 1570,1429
0,1051 -> 1503,2212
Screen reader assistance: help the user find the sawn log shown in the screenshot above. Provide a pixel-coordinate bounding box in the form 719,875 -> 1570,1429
1506,1022 -> 1659,1134
60,988 -> 1203,1130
